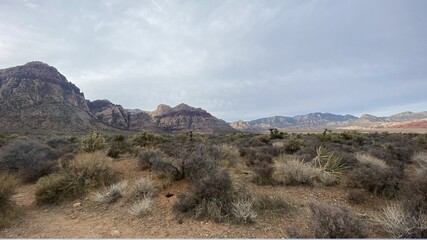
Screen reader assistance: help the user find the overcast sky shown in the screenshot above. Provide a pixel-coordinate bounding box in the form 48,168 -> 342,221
0,0 -> 426,121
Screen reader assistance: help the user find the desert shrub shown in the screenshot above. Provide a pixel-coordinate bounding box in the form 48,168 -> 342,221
0,173 -> 18,228
182,143 -> 220,180
173,170 -> 234,222
94,181 -> 128,204
107,147 -> 120,158
130,198 -> 154,217
253,192 -> 293,214
346,165 -> 403,198
309,202 -> 368,238
126,177 -> 156,202
67,152 -> 117,187
0,140 -> 59,182
252,162 -> 275,185
284,138 -> 305,154
132,132 -> 164,147
219,144 -> 239,167
46,138 -> 78,155
400,152 -> 427,214
137,148 -> 183,180
231,198 -> 257,224
35,152 -> 118,205
346,189 -> 367,204
35,173 -> 78,205
274,156 -> 322,186
19,160 -> 58,183
355,153 -> 388,169
374,202 -> 427,238
80,132 -> 106,152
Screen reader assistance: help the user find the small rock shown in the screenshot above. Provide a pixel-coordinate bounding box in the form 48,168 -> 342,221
111,230 -> 120,237
73,202 -> 81,208
71,215 -> 76,219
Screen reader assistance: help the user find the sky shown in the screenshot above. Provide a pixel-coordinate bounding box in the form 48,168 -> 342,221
0,0 -> 426,122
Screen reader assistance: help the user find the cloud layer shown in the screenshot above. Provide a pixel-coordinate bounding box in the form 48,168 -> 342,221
1,0 -> 426,121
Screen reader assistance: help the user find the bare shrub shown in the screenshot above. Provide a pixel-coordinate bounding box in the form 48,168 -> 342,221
126,177 -> 156,202
309,202 -> 368,238
252,161 -> 275,185
182,143 -> 220,180
94,181 -> 128,204
0,140 -> 59,182
231,198 -> 257,224
173,170 -> 234,222
346,165 -> 403,198
129,198 -> 154,217
137,148 -> 183,180
374,202 -> 427,238
346,189 -> 367,204
355,153 -> 388,169
253,192 -> 293,214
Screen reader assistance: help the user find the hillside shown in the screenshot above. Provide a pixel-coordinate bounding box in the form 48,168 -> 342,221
0,62 -> 236,134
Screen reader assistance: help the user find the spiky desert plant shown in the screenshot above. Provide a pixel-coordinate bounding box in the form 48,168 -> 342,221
94,181 -> 128,204
80,131 -> 106,152
129,198 -> 154,217
126,177 -> 156,202
314,146 -> 348,176
374,202 -> 427,238
231,198 -> 257,224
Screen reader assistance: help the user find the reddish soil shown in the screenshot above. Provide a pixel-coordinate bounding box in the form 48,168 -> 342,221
0,157 -> 391,238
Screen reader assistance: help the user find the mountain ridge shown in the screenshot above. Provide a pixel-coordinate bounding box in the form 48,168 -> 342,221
0,62 -> 236,134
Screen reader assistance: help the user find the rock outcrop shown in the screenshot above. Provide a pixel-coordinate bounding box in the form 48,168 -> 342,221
0,61 -> 236,134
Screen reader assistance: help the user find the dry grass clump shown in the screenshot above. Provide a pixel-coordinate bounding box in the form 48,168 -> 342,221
35,152 -> 118,205
413,151 -> 427,173
253,192 -> 293,214
274,156 -> 322,186
309,202 -> 368,238
230,198 -> 257,224
94,181 -> 128,204
0,173 -> 18,228
126,177 -> 156,202
129,198 -> 154,217
374,202 -> 427,238
355,153 -> 388,169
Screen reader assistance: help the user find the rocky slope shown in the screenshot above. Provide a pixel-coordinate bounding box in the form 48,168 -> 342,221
0,62 -> 236,134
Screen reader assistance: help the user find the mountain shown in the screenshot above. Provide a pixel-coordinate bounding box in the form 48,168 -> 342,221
0,62 -> 236,134
231,112 -> 427,132
231,113 -> 357,131
88,100 -> 236,133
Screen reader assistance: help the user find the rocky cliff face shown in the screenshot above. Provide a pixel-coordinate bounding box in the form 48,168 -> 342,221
0,62 -> 103,133
87,101 -> 236,133
0,62 -> 236,134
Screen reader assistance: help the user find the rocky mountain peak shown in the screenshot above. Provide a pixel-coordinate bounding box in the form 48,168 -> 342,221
150,104 -> 173,117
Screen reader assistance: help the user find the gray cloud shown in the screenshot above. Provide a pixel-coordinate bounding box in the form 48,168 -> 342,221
0,0 -> 426,121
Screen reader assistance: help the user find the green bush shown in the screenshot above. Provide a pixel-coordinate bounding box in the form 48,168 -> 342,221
80,132 -> 106,152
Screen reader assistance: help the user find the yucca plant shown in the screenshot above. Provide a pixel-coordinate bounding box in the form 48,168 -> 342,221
314,146 -> 348,176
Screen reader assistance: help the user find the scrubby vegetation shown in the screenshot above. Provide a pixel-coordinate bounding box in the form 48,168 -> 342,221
1,130 -> 426,237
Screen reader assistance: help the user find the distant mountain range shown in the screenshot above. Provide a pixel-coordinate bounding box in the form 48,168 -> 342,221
230,111 -> 427,132
0,61 -> 236,134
